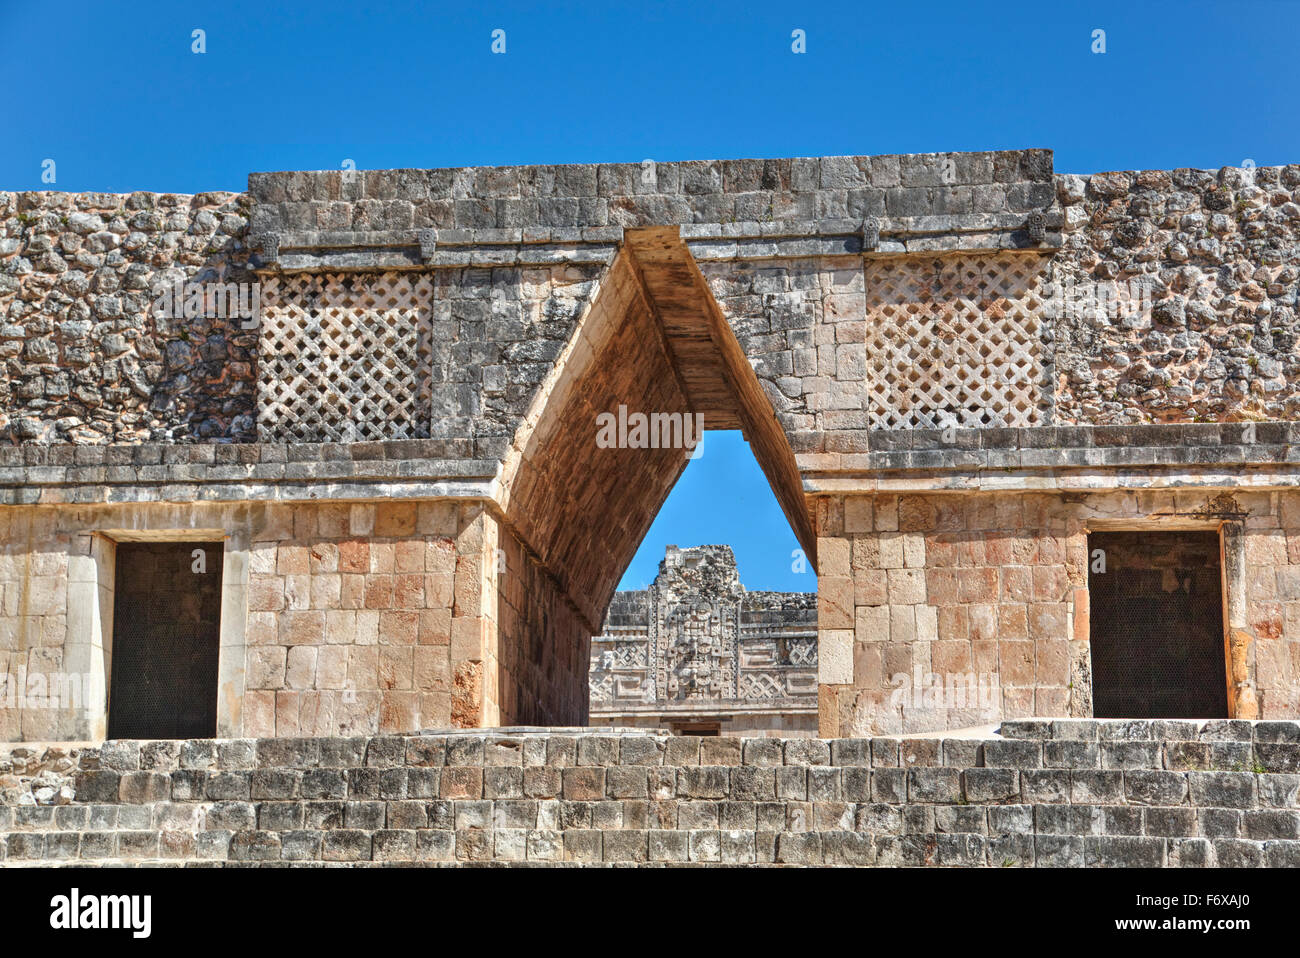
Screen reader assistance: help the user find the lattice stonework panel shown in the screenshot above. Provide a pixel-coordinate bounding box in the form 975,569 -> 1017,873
864,254 -> 1049,429
258,272 -> 433,442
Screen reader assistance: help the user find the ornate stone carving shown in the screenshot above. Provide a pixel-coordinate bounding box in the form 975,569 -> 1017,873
589,545 -> 817,726
862,216 -> 881,252
253,233 -> 281,269
418,229 -> 437,262
1026,211 -> 1047,243
663,598 -> 733,700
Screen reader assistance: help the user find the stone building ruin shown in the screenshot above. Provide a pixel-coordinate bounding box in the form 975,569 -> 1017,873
589,545 -> 817,737
1,148 -> 1299,746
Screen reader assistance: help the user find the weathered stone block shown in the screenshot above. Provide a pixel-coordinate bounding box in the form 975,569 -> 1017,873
647,829 -> 689,862
73,770 -> 120,804
1242,809 -> 1300,840
1123,770 -> 1189,806
1213,839 -> 1263,868
322,829 -> 372,861
483,767 -> 524,799
1084,836 -> 1164,867
983,740 -> 1042,769
281,830 -> 323,861
561,767 -> 605,801
1101,742 -> 1162,770
908,768 -> 962,803
1188,772 -> 1256,808
938,833 -> 987,866
964,768 -> 1020,804
775,831 -> 822,864
229,829 -> 281,861
257,801 -> 304,831
1144,807 -> 1196,838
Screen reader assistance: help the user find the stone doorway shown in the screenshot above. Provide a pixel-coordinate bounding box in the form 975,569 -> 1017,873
1087,530 -> 1228,719
107,541 -> 224,739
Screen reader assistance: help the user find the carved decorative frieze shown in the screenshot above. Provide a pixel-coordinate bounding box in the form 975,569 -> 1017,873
589,546 -> 817,716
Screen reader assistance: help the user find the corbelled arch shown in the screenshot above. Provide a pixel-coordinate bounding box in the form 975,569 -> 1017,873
491,227 -> 816,722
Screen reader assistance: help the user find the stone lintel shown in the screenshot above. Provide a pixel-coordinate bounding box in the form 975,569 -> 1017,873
251,206 -> 1062,273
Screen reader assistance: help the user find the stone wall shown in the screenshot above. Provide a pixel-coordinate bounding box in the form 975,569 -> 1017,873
2,720 -> 1298,867
4,151 -> 1300,743
243,500 -> 468,737
3,150 -> 1057,451
0,500 -> 509,742
4,155 -> 1298,457
700,257 -> 863,455
0,189 -> 256,444
247,149 -> 1054,241
1053,165 -> 1300,424
494,525 -> 589,728
0,506 -> 71,740
0,496 -> 593,743
816,488 -> 1300,737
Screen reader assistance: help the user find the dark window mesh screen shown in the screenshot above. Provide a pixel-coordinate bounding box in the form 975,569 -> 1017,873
108,541 -> 223,739
1088,531 -> 1228,719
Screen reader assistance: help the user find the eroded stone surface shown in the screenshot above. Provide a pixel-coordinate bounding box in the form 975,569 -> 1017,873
589,545 -> 818,736
2,721 -> 1297,867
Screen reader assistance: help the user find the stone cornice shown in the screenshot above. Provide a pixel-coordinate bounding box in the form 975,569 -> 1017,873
0,441 -> 499,506
9,423 -> 1300,505
249,206 -> 1063,273
798,422 -> 1300,492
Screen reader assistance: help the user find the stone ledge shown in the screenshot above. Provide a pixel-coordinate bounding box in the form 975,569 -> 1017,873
999,719 -> 1297,743
804,466 -> 1300,496
265,235 -> 621,272
801,422 -> 1300,483
0,439 -> 492,467
3,720 -> 1296,774
0,441 -> 503,505
254,206 -> 1061,273
872,422 -> 1294,452
248,150 -> 1054,204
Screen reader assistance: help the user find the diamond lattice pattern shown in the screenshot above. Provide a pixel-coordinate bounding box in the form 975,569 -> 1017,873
258,272 -> 433,442
864,254 -> 1049,429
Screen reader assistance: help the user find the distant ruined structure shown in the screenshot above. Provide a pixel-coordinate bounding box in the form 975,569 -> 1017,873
589,545 -> 817,736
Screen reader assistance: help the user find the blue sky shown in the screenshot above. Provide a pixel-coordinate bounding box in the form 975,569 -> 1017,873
619,431 -> 810,593
3,0 -> 1295,590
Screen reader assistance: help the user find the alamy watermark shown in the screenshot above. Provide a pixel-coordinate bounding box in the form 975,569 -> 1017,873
50,888 -> 151,938
888,671 -> 1001,712
595,405 -> 704,459
0,669 -> 95,717
1044,274 -> 1155,324
152,279 -> 260,329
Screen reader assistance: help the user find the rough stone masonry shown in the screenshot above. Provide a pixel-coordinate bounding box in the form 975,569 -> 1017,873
2,720 -> 1299,867
1,149 -> 1299,752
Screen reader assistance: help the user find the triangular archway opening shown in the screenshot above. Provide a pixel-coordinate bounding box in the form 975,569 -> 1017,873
500,227 -> 814,632
591,429 -> 820,735
493,228 -> 815,726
